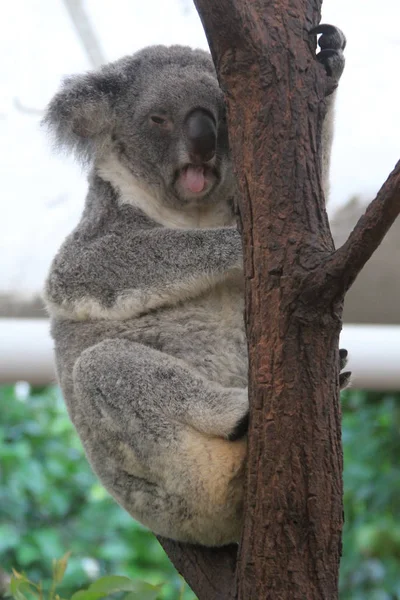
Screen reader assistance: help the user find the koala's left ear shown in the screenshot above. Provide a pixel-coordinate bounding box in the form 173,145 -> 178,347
42,68 -> 122,164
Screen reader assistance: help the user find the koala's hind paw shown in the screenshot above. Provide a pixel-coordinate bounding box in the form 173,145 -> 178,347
310,24 -> 346,82
339,348 -> 351,390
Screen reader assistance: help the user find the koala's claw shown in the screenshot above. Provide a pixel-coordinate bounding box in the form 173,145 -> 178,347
310,24 -> 346,82
310,24 -> 346,51
339,348 -> 351,390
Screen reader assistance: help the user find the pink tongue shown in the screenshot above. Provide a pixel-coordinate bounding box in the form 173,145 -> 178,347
181,166 -> 205,193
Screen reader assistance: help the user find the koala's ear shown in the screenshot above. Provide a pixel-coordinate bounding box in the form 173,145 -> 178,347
43,69 -> 121,164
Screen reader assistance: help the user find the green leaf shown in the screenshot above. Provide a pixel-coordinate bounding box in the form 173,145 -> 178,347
69,592 -> 106,600
71,576 -> 161,600
53,552 -> 71,584
124,584 -> 163,600
9,576 -> 29,600
88,575 -> 143,594
10,570 -> 28,582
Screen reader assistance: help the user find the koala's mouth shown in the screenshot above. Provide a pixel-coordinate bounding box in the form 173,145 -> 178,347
174,164 -> 218,198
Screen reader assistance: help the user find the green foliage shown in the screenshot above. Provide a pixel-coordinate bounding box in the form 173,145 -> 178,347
9,556 -> 162,600
1,384 -> 400,598
0,385 -> 195,600
9,554 -> 71,600
340,389 -> 400,599
70,574 -> 162,600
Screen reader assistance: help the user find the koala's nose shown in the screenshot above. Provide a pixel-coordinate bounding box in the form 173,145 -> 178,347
185,110 -> 217,163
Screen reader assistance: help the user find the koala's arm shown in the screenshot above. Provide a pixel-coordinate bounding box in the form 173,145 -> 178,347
46,226 -> 243,317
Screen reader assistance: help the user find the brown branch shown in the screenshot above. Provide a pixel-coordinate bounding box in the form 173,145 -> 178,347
323,159 -> 400,295
157,538 -> 237,600
193,0 -> 254,60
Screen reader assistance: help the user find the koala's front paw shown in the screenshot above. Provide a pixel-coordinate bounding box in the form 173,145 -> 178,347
339,348 -> 351,390
310,24 -> 346,85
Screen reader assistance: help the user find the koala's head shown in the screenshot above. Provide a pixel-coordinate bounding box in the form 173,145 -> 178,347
44,45 -> 235,212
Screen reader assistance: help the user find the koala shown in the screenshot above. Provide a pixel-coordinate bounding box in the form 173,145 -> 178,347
43,25 -> 349,547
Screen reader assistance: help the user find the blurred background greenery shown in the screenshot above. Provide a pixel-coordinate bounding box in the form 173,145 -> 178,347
0,384 -> 399,599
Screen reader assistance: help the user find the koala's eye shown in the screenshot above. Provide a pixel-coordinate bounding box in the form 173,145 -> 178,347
150,115 -> 167,125
149,114 -> 173,132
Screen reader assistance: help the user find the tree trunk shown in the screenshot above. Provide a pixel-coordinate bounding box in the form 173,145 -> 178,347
158,0 -> 400,598
196,1 -> 342,597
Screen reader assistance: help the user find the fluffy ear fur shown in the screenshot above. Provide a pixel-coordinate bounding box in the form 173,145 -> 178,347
42,46 -> 215,166
42,68 -> 122,164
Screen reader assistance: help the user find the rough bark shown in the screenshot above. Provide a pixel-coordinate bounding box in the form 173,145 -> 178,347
158,1 -> 400,598
157,538 -> 237,600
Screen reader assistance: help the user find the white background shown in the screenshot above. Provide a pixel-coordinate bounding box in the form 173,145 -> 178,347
0,0 -> 399,295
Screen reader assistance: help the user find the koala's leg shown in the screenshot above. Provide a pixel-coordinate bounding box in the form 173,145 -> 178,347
73,339 -> 247,546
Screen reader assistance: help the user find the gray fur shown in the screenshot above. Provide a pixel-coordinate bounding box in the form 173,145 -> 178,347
44,32 -> 346,546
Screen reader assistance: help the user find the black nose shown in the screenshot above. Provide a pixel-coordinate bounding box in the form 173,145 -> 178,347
185,109 -> 216,163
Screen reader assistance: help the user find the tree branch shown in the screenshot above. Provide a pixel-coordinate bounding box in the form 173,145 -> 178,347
321,159 -> 400,295
157,538 -> 237,600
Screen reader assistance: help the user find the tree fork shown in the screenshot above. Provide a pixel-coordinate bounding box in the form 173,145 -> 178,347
158,1 -> 400,598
